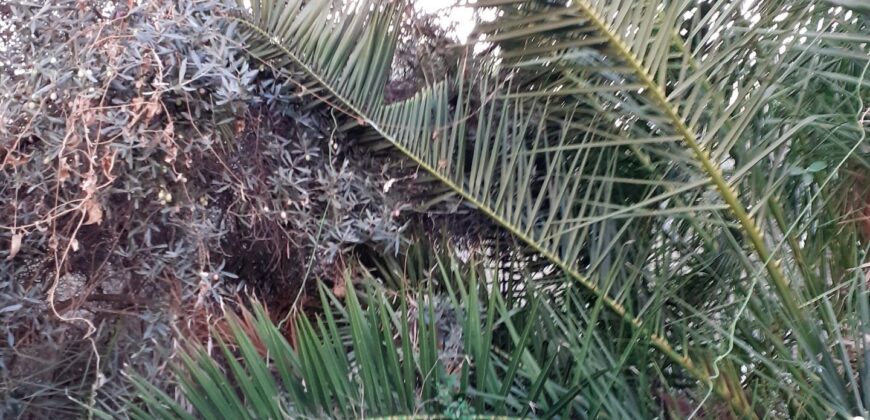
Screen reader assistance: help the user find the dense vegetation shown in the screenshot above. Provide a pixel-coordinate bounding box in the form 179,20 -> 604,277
1,0 -> 868,418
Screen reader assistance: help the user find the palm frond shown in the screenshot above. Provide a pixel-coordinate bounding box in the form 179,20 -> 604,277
477,0 -> 870,415
130,240 -> 664,418
224,0 -> 870,415
226,0 -> 711,400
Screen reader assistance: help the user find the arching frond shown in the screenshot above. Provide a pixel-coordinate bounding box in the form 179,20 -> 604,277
226,0 -> 869,416
227,0 -> 709,388
477,0 -> 870,415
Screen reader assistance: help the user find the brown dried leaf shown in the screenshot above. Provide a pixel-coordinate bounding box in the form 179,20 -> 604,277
162,120 -> 175,140
3,152 -> 30,169
101,150 -> 116,179
81,169 -> 98,196
7,233 -> 22,260
144,99 -> 160,120
58,160 -> 71,183
333,281 -> 346,298
83,198 -> 103,225
163,144 -> 177,164
67,133 -> 81,149
131,96 -> 144,112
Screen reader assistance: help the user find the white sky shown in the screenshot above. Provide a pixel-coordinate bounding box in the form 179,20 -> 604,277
414,0 -> 480,43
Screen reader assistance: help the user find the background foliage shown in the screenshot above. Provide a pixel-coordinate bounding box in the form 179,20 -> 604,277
1,0 -> 869,418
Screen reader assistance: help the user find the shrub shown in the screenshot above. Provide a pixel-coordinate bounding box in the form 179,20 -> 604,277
0,0 -> 415,415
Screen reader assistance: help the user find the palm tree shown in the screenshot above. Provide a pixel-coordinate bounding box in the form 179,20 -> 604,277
132,0 -> 869,417
129,240 -> 673,418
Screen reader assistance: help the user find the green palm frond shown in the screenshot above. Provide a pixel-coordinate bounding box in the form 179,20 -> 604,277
226,0 -> 716,390
476,0 -> 863,317
129,241 -> 660,418
223,0 -> 869,416
477,0 -> 869,415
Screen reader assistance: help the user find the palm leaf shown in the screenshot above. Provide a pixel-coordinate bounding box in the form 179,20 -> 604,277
226,0 -> 869,415
226,0 -> 709,394
130,239 -> 659,417
476,0 -> 869,415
